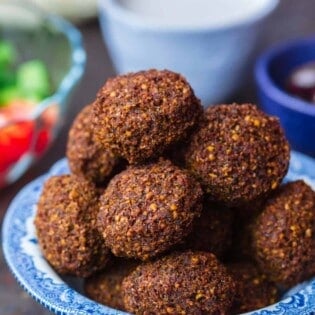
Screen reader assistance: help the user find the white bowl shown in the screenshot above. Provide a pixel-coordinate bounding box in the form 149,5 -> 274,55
98,0 -> 279,106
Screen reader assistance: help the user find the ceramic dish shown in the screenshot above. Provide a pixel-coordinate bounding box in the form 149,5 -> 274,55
0,0 -> 86,188
255,37 -> 315,157
99,0 -> 279,105
2,152 -> 315,315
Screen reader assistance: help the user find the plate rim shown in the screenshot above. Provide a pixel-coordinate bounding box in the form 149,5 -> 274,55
2,151 -> 315,315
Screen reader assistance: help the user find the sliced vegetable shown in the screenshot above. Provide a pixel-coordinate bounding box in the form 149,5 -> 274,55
0,40 -> 55,183
0,41 -> 16,68
0,86 -> 21,106
0,70 -> 16,88
17,59 -> 51,101
0,120 -> 34,172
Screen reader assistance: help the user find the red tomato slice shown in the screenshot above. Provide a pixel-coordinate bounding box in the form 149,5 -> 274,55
0,121 -> 34,172
0,100 -> 57,177
0,100 -> 35,126
35,128 -> 51,156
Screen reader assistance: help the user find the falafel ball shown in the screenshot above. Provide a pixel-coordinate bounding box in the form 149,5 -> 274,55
35,174 -> 110,277
227,261 -> 279,313
92,69 -> 203,164
252,180 -> 315,287
66,103 -> 120,184
226,199 -> 267,262
122,251 -> 236,315
97,159 -> 203,260
184,103 -> 290,207
226,217 -> 256,262
181,199 -> 234,257
84,258 -> 138,311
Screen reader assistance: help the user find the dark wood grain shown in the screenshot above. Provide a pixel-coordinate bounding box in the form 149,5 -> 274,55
1,1 -> 315,313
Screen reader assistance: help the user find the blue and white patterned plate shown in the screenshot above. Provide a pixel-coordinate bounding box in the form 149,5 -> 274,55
2,152 -> 315,315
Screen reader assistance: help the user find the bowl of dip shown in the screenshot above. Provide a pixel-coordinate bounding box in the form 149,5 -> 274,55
98,0 -> 279,106
255,37 -> 315,157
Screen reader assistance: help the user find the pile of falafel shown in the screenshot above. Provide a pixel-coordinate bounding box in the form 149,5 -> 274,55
35,69 -> 315,315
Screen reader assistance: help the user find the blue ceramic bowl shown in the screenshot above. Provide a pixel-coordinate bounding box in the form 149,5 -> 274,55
255,38 -> 315,157
2,152 -> 315,315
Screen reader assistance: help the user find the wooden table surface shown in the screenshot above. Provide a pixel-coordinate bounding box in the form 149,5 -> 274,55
1,1 -> 315,314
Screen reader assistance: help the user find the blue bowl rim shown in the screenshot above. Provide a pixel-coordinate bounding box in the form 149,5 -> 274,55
2,152 -> 315,315
255,36 -> 315,117
0,1 -> 86,121
98,0 -> 279,33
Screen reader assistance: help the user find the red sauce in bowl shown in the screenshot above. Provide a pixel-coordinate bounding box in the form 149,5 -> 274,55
286,62 -> 315,104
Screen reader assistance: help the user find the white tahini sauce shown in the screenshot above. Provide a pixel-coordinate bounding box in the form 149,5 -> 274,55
117,0 -> 273,28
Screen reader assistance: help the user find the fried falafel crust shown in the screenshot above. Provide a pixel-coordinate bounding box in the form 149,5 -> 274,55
92,69 -> 203,164
97,159 -> 203,260
227,261 -> 279,313
185,103 -> 290,206
181,199 -> 234,257
35,175 -> 110,277
252,180 -> 315,287
122,251 -> 236,315
66,104 -> 119,184
84,258 -> 138,311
